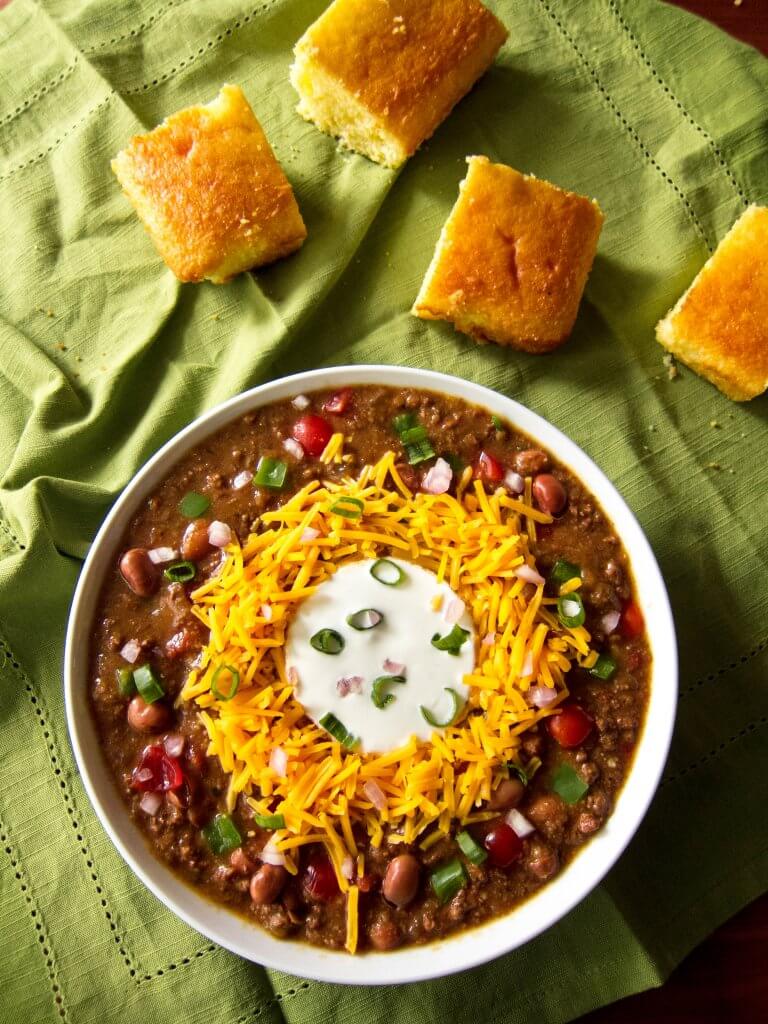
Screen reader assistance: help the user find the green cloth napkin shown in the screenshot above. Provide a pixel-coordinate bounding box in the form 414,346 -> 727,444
1,0 -> 766,1020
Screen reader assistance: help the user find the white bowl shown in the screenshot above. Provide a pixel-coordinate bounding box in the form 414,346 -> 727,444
65,365 -> 677,986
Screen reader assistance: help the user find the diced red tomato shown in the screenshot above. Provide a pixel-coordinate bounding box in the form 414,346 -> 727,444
546,705 -> 593,749
484,823 -> 523,868
302,854 -> 339,902
473,450 -> 504,484
323,389 -> 353,415
619,600 -> 644,640
292,414 -> 333,457
131,744 -> 184,792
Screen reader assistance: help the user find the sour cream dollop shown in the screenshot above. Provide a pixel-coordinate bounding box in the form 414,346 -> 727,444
286,559 -> 474,753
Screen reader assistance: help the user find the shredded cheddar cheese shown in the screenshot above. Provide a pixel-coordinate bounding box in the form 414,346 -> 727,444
180,450 -> 597,952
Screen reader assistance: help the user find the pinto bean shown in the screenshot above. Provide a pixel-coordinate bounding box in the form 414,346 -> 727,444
181,519 -> 213,561
513,449 -> 549,475
532,474 -> 567,516
249,864 -> 288,905
127,696 -> 169,732
382,853 -> 420,908
119,548 -> 159,596
488,777 -> 525,811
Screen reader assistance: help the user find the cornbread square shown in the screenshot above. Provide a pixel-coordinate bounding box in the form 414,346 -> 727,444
656,205 -> 768,401
111,84 -> 307,283
290,0 -> 507,168
412,156 -> 604,352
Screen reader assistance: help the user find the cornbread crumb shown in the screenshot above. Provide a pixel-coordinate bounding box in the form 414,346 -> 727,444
112,84 -> 306,283
290,0 -> 507,168
656,205 -> 768,401
662,353 -> 679,380
412,156 -> 603,352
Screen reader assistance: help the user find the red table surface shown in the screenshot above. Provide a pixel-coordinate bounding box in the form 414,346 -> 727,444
0,0 -> 765,1019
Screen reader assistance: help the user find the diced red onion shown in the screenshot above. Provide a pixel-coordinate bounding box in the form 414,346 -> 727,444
505,808 -> 535,837
444,596 -> 466,624
261,603 -> 273,622
283,437 -> 305,460
336,675 -> 363,697
422,457 -> 453,495
482,632 -> 496,647
163,733 -> 185,758
259,837 -> 286,867
301,527 -> 320,543
341,856 -> 355,881
148,547 -> 177,565
139,792 -> 162,815
515,564 -> 545,586
292,394 -> 310,410
601,609 -> 621,635
232,470 -> 253,490
527,684 -> 558,708
287,666 -> 298,685
504,470 -> 525,494
521,651 -> 534,677
120,640 -> 141,664
269,746 -> 288,776
134,768 -> 154,784
208,520 -> 232,548
363,780 -> 387,811
383,658 -> 405,675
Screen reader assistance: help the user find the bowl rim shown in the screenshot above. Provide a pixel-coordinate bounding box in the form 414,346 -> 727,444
64,364 -> 677,986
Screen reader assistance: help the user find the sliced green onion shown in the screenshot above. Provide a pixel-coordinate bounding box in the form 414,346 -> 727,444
371,674 -> 406,710
370,558 -> 405,586
319,711 -> 357,749
431,624 -> 470,655
310,628 -> 345,655
163,560 -> 196,583
508,756 -> 542,786
253,813 -> 285,830
405,439 -> 436,465
589,653 -> 617,680
549,559 -> 581,589
400,425 -> 429,444
203,813 -> 242,854
132,664 -> 164,704
392,412 -> 417,434
557,593 -> 586,628
456,830 -> 487,866
211,664 -> 240,701
492,414 -> 504,431
346,608 -> 383,631
443,453 -> 465,476
329,496 -> 364,519
551,763 -> 589,805
430,858 -> 467,904
179,491 -> 210,518
420,688 -> 463,728
116,667 -> 136,697
254,456 -> 287,490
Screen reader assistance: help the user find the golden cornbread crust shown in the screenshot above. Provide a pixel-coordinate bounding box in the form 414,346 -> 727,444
111,85 -> 307,283
656,205 -> 768,401
291,0 -> 507,168
412,156 -> 604,352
